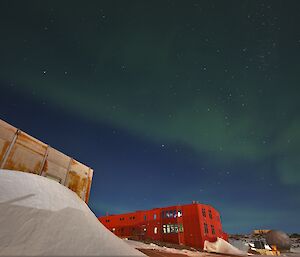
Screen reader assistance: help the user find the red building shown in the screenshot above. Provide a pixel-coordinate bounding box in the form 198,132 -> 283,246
98,202 -> 228,249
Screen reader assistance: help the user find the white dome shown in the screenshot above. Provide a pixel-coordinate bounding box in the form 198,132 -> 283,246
0,169 -> 144,256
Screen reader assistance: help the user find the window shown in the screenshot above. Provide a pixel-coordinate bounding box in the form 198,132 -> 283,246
208,210 -> 212,219
179,224 -> 184,232
163,224 -> 166,233
106,219 -> 110,222
144,215 -> 147,221
178,210 -> 182,217
202,208 -> 206,217
174,224 -> 179,233
170,224 -> 175,233
154,227 -> 158,234
211,225 -> 215,235
166,211 -> 170,218
169,211 -> 173,218
173,210 -> 177,218
161,211 -> 165,219
154,213 -> 157,220
204,223 -> 208,234
166,225 -> 170,233
162,224 -> 181,234
119,217 -> 124,221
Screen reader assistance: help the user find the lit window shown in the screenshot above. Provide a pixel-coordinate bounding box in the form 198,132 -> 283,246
154,227 -> 158,234
178,210 -> 182,217
166,225 -> 170,233
163,224 -> 166,233
169,211 -> 173,218
173,210 -> 177,218
166,211 -> 170,218
170,224 -> 175,233
154,214 -> 157,220
179,224 -> 184,232
174,224 -> 179,233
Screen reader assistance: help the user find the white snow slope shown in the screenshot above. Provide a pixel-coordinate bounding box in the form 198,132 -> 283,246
0,169 -> 145,256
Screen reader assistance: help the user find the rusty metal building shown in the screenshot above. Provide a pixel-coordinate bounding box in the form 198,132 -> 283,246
99,202 -> 228,249
0,118 -> 93,203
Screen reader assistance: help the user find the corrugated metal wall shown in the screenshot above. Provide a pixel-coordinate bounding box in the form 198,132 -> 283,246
0,119 -> 93,204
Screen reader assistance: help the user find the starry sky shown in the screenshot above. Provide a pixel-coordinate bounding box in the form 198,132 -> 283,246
0,0 -> 299,234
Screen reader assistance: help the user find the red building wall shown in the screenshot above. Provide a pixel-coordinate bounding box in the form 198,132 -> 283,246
98,202 -> 227,249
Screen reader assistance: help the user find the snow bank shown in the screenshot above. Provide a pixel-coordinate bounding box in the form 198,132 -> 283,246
204,237 -> 248,256
0,169 -> 145,256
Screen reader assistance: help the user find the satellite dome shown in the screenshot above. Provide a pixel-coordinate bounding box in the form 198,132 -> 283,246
265,230 -> 291,251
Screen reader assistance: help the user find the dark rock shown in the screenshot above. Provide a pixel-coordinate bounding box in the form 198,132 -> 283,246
266,230 -> 291,251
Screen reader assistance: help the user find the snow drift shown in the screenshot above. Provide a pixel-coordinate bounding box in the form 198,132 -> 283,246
204,237 -> 247,256
0,169 -> 144,256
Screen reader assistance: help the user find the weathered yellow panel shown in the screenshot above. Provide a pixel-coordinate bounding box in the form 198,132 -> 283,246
41,147 -> 70,185
65,159 -> 90,201
0,120 -> 17,164
0,119 -> 93,203
3,131 -> 47,174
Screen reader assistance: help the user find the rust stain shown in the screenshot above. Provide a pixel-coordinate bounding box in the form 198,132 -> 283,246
17,133 -> 47,152
85,172 -> 92,203
67,171 -> 81,197
33,161 -> 42,174
0,141 -> 10,161
67,170 -> 89,200
79,177 -> 87,195
42,159 -> 48,172
4,159 -> 29,173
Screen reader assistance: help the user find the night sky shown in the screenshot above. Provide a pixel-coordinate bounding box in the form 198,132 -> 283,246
0,1 -> 299,234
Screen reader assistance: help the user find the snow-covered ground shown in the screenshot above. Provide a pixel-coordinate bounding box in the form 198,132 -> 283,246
0,169 -> 144,256
124,238 -> 250,256
124,237 -> 300,257
123,239 -> 206,256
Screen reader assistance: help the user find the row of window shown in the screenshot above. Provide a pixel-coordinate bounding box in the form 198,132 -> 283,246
162,224 -> 184,234
144,213 -> 157,221
204,223 -> 215,235
106,209 -> 215,224
202,208 -> 213,219
161,210 -> 182,219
